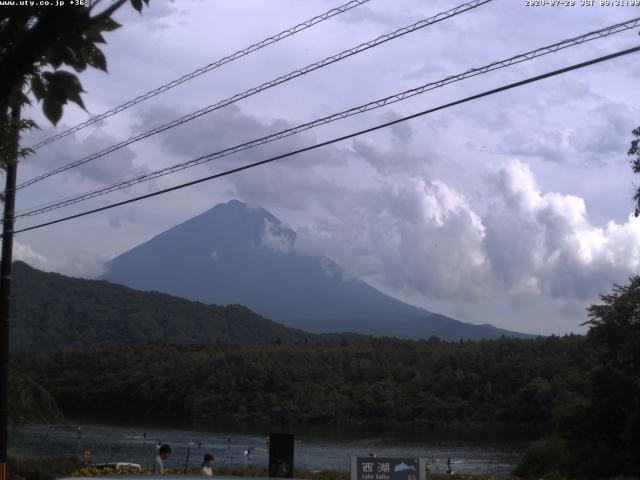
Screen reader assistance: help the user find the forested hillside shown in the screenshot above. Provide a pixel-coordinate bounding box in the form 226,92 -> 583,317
11,261 -> 315,350
14,335 -> 589,428
8,373 -> 61,425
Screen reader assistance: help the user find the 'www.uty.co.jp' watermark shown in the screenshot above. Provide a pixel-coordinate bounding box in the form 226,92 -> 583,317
0,0 -> 89,6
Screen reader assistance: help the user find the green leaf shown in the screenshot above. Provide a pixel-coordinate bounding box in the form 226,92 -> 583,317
130,0 -> 143,12
56,35 -> 89,72
85,29 -> 106,44
65,88 -> 86,110
87,45 -> 107,72
50,70 -> 86,110
30,76 -> 46,101
18,146 -> 35,159
98,17 -> 121,32
20,119 -> 39,129
48,70 -> 76,89
40,70 -> 87,119
48,54 -> 63,70
42,96 -> 63,125
19,91 -> 31,106
101,17 -> 122,32
64,45 -> 81,69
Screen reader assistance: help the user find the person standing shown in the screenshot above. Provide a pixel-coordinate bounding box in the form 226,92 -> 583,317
201,453 -> 214,476
154,444 -> 172,475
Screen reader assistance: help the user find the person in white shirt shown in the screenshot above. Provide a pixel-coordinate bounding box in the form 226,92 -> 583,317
154,444 -> 172,475
201,453 -> 214,476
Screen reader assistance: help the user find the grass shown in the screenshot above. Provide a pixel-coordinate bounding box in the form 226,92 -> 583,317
8,455 -> 82,480
9,457 -> 508,480
19,455 -> 639,480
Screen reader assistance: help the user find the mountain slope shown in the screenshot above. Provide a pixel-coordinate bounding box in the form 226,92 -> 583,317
101,200 -> 530,340
11,261 -> 313,351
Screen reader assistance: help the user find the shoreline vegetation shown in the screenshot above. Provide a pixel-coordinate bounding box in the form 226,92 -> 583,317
0,455 -> 536,480
10,455 -> 640,480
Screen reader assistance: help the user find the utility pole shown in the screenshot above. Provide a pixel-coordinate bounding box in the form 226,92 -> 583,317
0,102 -> 21,480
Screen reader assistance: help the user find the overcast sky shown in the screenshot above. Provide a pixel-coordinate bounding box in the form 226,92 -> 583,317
11,0 -> 640,334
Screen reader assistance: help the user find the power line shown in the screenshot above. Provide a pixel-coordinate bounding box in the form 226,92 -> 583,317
15,0 -> 493,191
11,45 -> 640,237
15,16 -> 640,219
26,0 -> 371,152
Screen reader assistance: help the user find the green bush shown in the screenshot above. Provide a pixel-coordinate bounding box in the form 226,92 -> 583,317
8,373 -> 62,425
7,455 -> 81,480
514,435 -> 569,478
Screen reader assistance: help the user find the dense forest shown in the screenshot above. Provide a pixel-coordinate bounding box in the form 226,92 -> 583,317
13,335 -> 589,428
8,372 -> 61,425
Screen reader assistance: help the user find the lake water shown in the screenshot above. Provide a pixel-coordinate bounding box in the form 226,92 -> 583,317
9,423 -> 530,478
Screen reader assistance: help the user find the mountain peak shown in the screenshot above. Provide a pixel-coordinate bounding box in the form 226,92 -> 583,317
102,200 -> 532,340
202,199 -> 274,222
206,199 -> 257,216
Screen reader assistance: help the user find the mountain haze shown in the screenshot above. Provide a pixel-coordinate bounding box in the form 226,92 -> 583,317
102,200 -> 530,340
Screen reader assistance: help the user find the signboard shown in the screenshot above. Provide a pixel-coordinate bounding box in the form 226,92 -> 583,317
351,457 -> 427,480
268,433 -> 294,478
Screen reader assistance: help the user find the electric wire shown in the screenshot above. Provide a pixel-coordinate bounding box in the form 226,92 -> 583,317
15,0 -> 493,191
11,44 -> 640,236
26,0 -> 372,152
15,16 -> 640,219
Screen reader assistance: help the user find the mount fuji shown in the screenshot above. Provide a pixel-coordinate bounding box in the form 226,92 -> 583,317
101,200 -> 530,341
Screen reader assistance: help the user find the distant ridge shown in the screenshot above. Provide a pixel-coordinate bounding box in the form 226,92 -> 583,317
101,200 -> 531,341
11,261 -> 315,351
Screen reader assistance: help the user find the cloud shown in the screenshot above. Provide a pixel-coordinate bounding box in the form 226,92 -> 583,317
494,87 -> 638,166
260,218 -> 295,253
22,127 -> 148,185
290,154 -> 640,332
485,160 -> 640,300
14,241 -> 52,271
108,207 -> 138,229
134,103 -> 349,172
130,103 -> 356,211
13,240 -> 107,279
295,173 -> 489,300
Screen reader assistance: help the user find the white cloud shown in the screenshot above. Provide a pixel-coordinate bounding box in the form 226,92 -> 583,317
260,218 -> 295,253
13,240 -> 107,279
292,157 -> 640,333
14,241 -> 52,271
485,160 -> 640,301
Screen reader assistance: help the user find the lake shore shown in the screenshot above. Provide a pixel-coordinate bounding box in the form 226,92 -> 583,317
9,422 -> 524,477
7,456 -> 511,480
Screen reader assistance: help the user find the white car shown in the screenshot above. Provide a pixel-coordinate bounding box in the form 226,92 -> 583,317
93,462 -> 142,472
